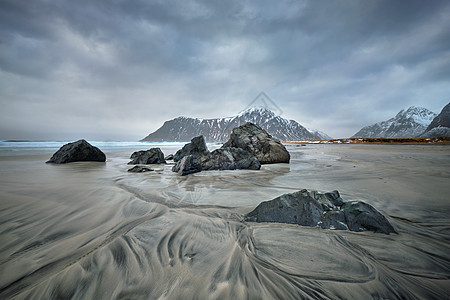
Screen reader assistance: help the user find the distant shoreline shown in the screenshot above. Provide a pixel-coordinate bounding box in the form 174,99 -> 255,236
284,136 -> 450,145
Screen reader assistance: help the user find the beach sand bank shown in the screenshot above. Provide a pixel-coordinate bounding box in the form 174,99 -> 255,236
0,144 -> 449,299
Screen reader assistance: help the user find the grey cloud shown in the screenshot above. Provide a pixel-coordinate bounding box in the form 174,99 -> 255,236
0,0 -> 449,140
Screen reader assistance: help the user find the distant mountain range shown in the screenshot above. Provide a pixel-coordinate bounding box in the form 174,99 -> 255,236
420,102 -> 450,137
141,107 -> 331,142
352,106 -> 436,138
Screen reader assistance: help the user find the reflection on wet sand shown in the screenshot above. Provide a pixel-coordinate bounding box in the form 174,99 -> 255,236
0,144 -> 449,299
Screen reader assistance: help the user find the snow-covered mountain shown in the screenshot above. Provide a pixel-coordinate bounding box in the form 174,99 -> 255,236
141,107 -> 331,142
351,106 -> 436,138
420,102 -> 450,137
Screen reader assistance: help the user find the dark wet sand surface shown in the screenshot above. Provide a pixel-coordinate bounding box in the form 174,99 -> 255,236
0,144 -> 449,299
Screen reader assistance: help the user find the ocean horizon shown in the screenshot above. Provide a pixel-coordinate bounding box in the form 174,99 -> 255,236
0,140 -> 224,154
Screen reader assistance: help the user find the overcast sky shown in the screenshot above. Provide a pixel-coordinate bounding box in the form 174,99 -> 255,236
1,0 -> 449,140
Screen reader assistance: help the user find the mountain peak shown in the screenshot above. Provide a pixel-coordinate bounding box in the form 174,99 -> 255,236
352,106 -> 436,138
239,106 -> 275,114
141,107 -> 331,142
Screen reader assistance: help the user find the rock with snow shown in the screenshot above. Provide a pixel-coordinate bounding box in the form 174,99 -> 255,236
173,136 -> 209,162
46,139 -> 106,164
352,106 -> 436,138
245,189 -> 396,234
223,122 -> 290,164
420,102 -> 450,137
141,107 -> 330,142
128,148 -> 166,165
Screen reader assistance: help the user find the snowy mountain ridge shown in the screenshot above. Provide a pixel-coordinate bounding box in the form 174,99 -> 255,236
420,102 -> 450,137
352,106 -> 436,138
141,107 -> 331,142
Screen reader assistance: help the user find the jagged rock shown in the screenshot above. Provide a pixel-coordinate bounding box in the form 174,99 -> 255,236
173,136 -> 209,162
165,154 -> 174,160
324,190 -> 345,206
128,148 -> 166,165
223,122 -> 290,164
201,147 -> 261,171
128,166 -> 154,173
245,189 -> 396,234
172,155 -> 202,176
46,139 -> 106,164
341,201 -> 396,234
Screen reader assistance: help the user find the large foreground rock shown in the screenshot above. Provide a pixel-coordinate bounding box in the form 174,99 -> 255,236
172,155 -> 202,175
202,147 -> 261,171
173,136 -> 209,162
46,140 -> 106,164
128,148 -> 166,164
245,189 -> 396,234
223,122 -> 290,164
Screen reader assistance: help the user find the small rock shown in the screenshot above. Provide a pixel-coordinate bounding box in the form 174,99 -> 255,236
128,148 -> 166,165
128,166 -> 154,173
46,139 -> 106,164
173,136 -> 209,162
223,122 -> 290,164
165,154 -> 174,160
172,155 -> 202,176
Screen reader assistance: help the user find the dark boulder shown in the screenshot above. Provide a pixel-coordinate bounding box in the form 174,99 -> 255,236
172,155 -> 202,176
173,136 -> 209,162
165,154 -> 174,161
46,140 -> 106,164
223,122 -> 290,164
245,190 -> 326,226
201,147 -> 261,171
245,189 -> 396,234
128,148 -> 166,165
128,166 -> 154,173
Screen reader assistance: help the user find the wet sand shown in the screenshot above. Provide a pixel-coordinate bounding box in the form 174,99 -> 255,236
0,144 -> 449,299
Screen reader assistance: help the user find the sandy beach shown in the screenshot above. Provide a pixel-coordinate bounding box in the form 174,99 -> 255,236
0,143 -> 449,299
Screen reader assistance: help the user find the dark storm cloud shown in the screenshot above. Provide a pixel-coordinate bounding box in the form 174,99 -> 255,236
0,0 -> 449,140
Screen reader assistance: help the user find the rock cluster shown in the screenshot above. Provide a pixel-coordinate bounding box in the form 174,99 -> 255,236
171,136 -> 261,175
46,140 -> 106,164
245,189 -> 396,234
128,148 -> 166,164
172,123 -> 290,175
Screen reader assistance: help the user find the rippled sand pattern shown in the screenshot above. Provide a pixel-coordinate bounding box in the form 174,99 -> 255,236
0,145 -> 449,299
